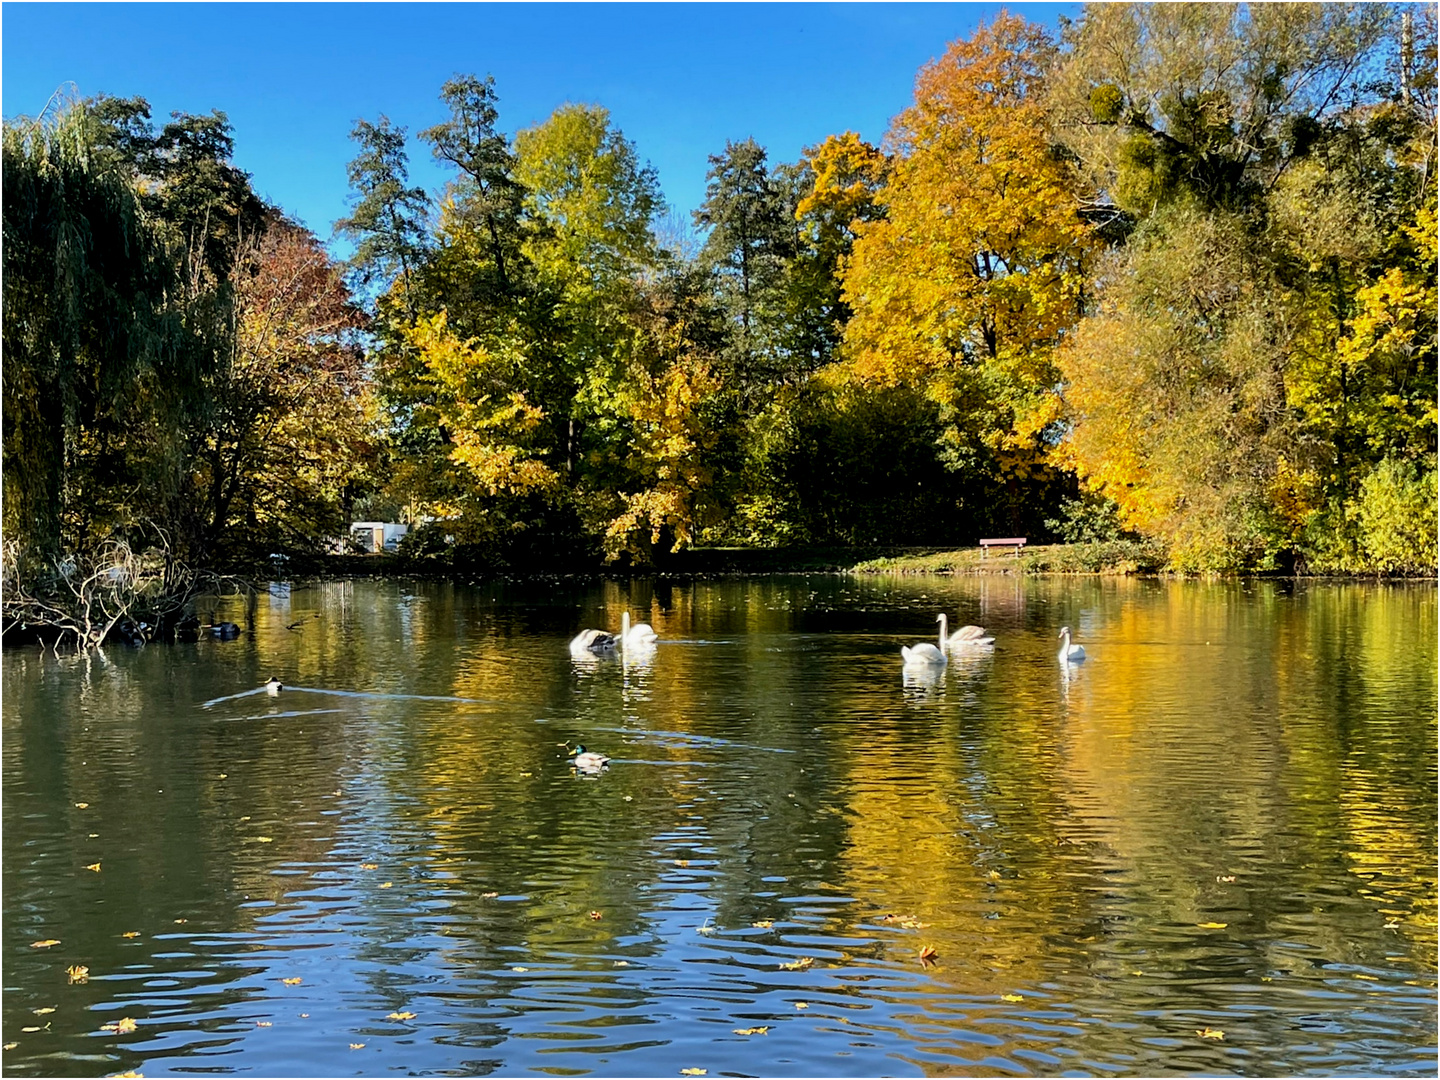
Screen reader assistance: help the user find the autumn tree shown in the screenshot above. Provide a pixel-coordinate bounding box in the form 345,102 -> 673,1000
837,13 -> 1097,534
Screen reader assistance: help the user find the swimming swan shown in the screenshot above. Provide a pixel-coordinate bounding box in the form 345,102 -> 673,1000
939,614 -> 995,648
901,614 -> 948,666
1058,626 -> 1086,663
569,611 -> 657,655
620,611 -> 658,647
264,677 -> 283,696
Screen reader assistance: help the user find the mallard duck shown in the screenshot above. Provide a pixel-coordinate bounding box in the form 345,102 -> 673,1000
264,677 -> 283,696
1058,626 -> 1086,663
568,744 -> 611,770
901,614 -> 948,667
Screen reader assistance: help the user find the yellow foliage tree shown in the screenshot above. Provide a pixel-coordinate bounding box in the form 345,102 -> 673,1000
839,13 -> 1098,464
402,313 -> 559,523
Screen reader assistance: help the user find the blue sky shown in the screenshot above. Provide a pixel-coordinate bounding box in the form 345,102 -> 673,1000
3,2 -> 1076,241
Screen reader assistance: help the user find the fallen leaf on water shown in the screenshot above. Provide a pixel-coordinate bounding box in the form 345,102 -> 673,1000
30,939 -> 61,949
589,910 -> 603,920
1131,970 -> 1145,976
1001,993 -> 1024,1003
751,920 -> 773,929
360,863 -> 378,871
1197,922 -> 1228,929
519,772 -> 533,778
1197,1027 -> 1224,1039
173,919 -> 187,924
794,1001 -> 808,1010
512,966 -> 529,972
988,870 -> 1002,880
481,892 -> 499,899
1217,875 -> 1236,883
876,914 -> 928,929
675,859 -> 690,867
733,1026 -> 770,1035
255,1021 -> 272,1028
282,978 -> 302,986
680,1070 -> 706,1076
121,932 -> 140,939
20,1027 -> 43,1033
84,863 -> 101,872
256,837 -> 273,844
75,802 -> 90,809
379,882 -> 393,889
388,1011 -> 417,1021
218,774 -> 227,780
110,1072 -> 144,1078
349,1043 -> 365,1050
3,1043 -> 17,1050
100,1018 -> 137,1034
918,945 -> 938,963
238,816 -> 250,822
614,960 -> 629,967
779,957 -> 814,971
299,1013 -> 309,1018
66,965 -> 89,983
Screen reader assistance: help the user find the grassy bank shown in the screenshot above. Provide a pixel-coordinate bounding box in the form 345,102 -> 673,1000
852,539 -> 1169,576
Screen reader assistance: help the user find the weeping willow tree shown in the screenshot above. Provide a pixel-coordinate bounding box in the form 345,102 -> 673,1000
2,96 -> 238,643
4,97 -> 205,562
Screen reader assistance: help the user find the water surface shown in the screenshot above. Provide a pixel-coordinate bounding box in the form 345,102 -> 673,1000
3,576 -> 1435,1076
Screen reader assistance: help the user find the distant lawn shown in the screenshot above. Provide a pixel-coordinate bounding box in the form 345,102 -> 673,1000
852,539 -> 1168,575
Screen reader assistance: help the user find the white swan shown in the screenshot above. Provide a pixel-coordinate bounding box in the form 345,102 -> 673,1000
901,614 -> 948,667
569,611 -> 657,656
264,677 -> 283,697
1058,625 -> 1086,663
620,610 -> 658,647
939,613 -> 995,648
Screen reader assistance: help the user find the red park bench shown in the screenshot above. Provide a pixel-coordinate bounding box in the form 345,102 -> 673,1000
979,537 -> 1027,559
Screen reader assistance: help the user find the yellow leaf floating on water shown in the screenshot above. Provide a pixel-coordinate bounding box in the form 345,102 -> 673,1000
675,859 -> 690,867
21,1027 -> 43,1033
4,1042 -> 18,1050
681,1070 -> 707,1076
752,920 -> 773,929
30,939 -> 61,949
360,863 -> 378,871
779,957 -> 814,971
1197,1027 -> 1224,1039
121,932 -> 140,939
1197,922 -> 1228,929
1001,994 -> 1024,1002
282,978 -> 302,986
75,803 -> 89,809
512,966 -> 529,972
1217,875 -> 1236,883
101,1018 -> 137,1034
350,1042 -> 365,1050
387,1011 -> 416,1021
84,863 -> 102,872
66,965 -> 89,983
173,919 -> 187,925
794,1001 -> 808,1010
33,1008 -> 55,1015
589,911 -> 603,920
918,945 -> 938,964
379,882 -> 392,889
733,1026 -> 770,1035
110,1073 -> 143,1078
256,837 -> 273,844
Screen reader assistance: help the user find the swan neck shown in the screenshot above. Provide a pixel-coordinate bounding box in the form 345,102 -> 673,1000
938,613 -> 947,648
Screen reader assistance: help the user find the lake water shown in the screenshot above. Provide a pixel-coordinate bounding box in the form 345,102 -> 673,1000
3,575 -> 1435,1077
